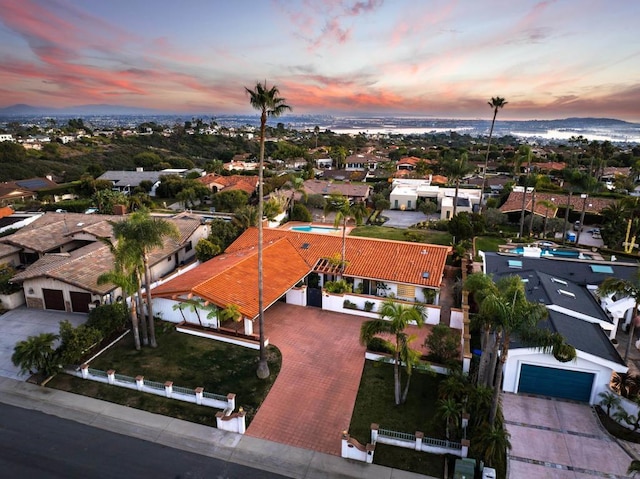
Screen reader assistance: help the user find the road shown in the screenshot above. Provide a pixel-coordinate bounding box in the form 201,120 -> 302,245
0,403 -> 292,479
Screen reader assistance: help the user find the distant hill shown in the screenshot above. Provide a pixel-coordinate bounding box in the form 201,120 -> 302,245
0,103 -> 166,117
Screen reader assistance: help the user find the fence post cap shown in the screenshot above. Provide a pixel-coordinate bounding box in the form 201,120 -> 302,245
227,393 -> 236,400
195,386 -> 204,393
136,375 -> 144,381
415,431 -> 424,438
215,411 -> 224,418
80,363 -> 89,369
164,380 -> 173,387
371,423 -> 379,430
461,439 -> 471,447
107,369 -> 115,374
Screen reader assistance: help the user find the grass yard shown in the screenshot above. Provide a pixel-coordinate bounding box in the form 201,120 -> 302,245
351,225 -> 452,245
474,235 -> 504,258
47,321 -> 281,426
349,360 -> 446,476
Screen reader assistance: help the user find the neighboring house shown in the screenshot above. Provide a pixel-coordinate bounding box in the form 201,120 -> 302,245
0,182 -> 37,206
152,227 -> 451,335
388,178 -> 481,218
223,160 -> 259,172
480,251 -> 636,403
5,212 -> 207,313
499,189 -> 617,219
97,169 -> 162,196
316,158 -> 333,169
344,153 -> 380,172
0,134 -> 14,142
302,180 -> 370,203
197,173 -> 258,195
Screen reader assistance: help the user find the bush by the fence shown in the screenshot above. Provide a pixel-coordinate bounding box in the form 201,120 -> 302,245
367,337 -> 395,355
58,320 -> 103,364
86,302 -> 129,337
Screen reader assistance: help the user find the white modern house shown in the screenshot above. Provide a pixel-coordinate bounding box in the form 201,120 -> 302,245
389,178 -> 481,218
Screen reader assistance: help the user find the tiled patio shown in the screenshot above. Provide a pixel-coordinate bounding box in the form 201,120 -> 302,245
246,303 -> 367,455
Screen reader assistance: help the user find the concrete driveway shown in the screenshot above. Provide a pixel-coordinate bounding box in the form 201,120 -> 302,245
0,308 -> 87,380
502,393 -> 632,478
380,209 -> 429,228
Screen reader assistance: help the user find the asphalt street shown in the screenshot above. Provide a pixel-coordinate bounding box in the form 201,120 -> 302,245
0,403 -> 292,479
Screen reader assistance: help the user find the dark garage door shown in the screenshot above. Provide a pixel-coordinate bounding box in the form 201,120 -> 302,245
70,291 -> 91,313
43,288 -> 65,311
518,364 -> 594,402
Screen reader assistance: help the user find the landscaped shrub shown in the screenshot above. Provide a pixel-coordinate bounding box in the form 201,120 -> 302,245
86,302 -> 129,337
11,332 -> 60,377
343,299 -> 358,309
324,279 -> 352,294
425,323 -> 460,364
0,264 -> 21,295
58,320 -> 103,364
364,301 -> 375,312
366,336 -> 394,354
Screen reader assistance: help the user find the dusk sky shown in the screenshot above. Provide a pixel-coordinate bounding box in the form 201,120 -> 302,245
0,0 -> 638,121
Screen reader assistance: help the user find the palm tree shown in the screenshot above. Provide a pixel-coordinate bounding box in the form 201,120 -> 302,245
12,332 -> 59,376
314,125 -> 320,149
472,422 -> 511,468
441,152 -> 474,217
359,299 -> 424,405
112,209 -> 179,348
598,273 -> 640,362
538,199 -> 556,238
324,193 -> 368,273
479,97 -> 508,206
98,268 -> 142,350
465,273 -> 576,425
437,397 -> 463,439
245,81 -> 291,379
598,390 -> 621,417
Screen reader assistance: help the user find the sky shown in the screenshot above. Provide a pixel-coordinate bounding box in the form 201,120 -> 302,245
0,0 -> 639,121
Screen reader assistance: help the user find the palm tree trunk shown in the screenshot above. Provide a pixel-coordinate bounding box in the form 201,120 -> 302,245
453,180 -> 460,218
518,183 -> 528,238
130,299 -> 141,351
257,110 -> 270,379
394,347 -> 401,405
485,331 -> 501,388
478,329 -> 495,386
528,188 -> 536,236
143,254 -> 157,347
489,356 -> 506,426
480,109 -> 498,209
341,217 -> 347,273
401,372 -> 412,404
136,270 -> 148,346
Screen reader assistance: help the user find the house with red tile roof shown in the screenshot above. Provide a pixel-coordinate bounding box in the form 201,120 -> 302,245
197,173 -> 258,195
499,189 -> 617,218
152,227 -> 452,338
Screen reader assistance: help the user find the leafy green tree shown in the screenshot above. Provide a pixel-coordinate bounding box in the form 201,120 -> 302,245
208,219 -> 241,250
472,422 -> 511,469
246,80 -> 291,380
425,323 -> 460,364
211,189 -> 249,213
291,203 -> 312,222
324,193 -> 368,272
448,212 -> 474,242
195,237 -> 221,262
359,299 -> 424,405
92,189 -> 127,214
12,332 -> 59,377
58,320 -> 102,364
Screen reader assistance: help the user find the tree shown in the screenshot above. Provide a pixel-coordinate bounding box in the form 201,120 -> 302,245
12,332 -> 59,377
437,397 -> 463,439
598,390 -> 621,417
359,299 -> 424,405
441,152 -> 474,217
465,273 -> 576,425
472,422 -> 511,468
480,97 -> 507,206
537,199 -> 557,238
246,81 -> 291,379
111,210 -> 179,348
598,272 -> 640,362
195,238 -> 221,262
425,323 -> 460,364
324,193 -> 368,272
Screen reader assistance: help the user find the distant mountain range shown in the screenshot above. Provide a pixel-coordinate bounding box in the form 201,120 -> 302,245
0,103 -> 166,116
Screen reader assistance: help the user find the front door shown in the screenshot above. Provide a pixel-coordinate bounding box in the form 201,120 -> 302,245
307,287 -> 322,308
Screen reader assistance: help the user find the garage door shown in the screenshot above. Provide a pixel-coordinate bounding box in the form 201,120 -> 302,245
518,364 -> 594,402
43,288 -> 65,311
70,291 -> 91,313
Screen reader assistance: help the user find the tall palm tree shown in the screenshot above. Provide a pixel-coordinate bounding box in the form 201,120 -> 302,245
359,299 -> 424,405
246,81 -> 291,379
465,273 -> 576,425
112,209 -> 179,348
598,273 -> 640,362
98,267 -> 142,350
441,152 -> 474,217
480,97 -> 508,206
437,397 -> 463,439
472,422 -> 511,468
324,193 -> 368,273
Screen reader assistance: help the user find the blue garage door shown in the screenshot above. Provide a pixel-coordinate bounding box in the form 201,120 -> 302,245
518,364 -> 594,402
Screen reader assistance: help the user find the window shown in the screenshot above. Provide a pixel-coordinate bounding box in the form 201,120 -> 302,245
185,241 -> 192,252
397,284 -> 415,299
551,277 -> 568,285
590,264 -> 613,274
557,289 -> 575,298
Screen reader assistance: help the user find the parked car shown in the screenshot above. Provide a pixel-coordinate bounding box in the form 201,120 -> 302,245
574,220 -> 582,231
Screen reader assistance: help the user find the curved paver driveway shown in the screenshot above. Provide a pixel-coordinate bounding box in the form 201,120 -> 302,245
246,303 -> 367,456
503,393 -> 633,478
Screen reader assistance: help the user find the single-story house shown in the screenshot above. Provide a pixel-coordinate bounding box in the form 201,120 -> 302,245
499,189 -> 617,219
480,251 -> 636,403
197,173 -> 258,195
152,227 -> 452,335
389,178 -> 481,218
302,180 -> 371,203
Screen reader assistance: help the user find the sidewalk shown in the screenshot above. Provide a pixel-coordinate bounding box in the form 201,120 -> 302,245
0,376 -> 434,479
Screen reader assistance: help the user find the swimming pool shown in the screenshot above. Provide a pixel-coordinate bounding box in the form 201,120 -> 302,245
512,246 -> 592,259
290,225 -> 340,234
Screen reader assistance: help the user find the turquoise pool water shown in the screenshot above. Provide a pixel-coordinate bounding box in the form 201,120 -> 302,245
512,246 -> 592,259
290,225 -> 339,234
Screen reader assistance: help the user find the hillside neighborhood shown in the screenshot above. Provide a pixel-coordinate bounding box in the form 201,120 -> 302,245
1,116 -> 640,478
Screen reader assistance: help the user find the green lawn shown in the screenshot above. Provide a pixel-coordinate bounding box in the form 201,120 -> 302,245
474,236 -> 504,256
47,322 -> 281,426
349,360 -> 446,476
351,226 -> 452,245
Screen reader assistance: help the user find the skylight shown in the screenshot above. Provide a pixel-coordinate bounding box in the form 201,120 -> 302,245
557,289 -> 576,298
422,272 -> 430,279
301,243 -> 310,250
551,277 -> 568,285
590,264 -> 614,274
508,260 -> 522,269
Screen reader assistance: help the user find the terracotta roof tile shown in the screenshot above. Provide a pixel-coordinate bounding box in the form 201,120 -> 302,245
499,191 -> 617,216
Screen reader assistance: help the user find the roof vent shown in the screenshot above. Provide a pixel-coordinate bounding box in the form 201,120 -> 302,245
301,243 -> 310,250
421,249 -> 428,255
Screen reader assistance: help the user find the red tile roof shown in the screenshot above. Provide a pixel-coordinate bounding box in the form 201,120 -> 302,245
197,173 -> 258,195
499,191 -> 617,216
228,227 -> 451,289
153,238 -> 311,319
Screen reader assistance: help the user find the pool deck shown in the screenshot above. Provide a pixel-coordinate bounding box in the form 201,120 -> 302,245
498,242 -> 604,261
279,221 -> 352,236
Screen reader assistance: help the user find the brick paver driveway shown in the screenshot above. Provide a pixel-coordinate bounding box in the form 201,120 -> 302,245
503,393 -> 632,478
246,303 -> 367,456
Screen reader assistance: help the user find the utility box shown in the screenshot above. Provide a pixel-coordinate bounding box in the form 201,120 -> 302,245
482,466 -> 496,479
453,458 -> 476,479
